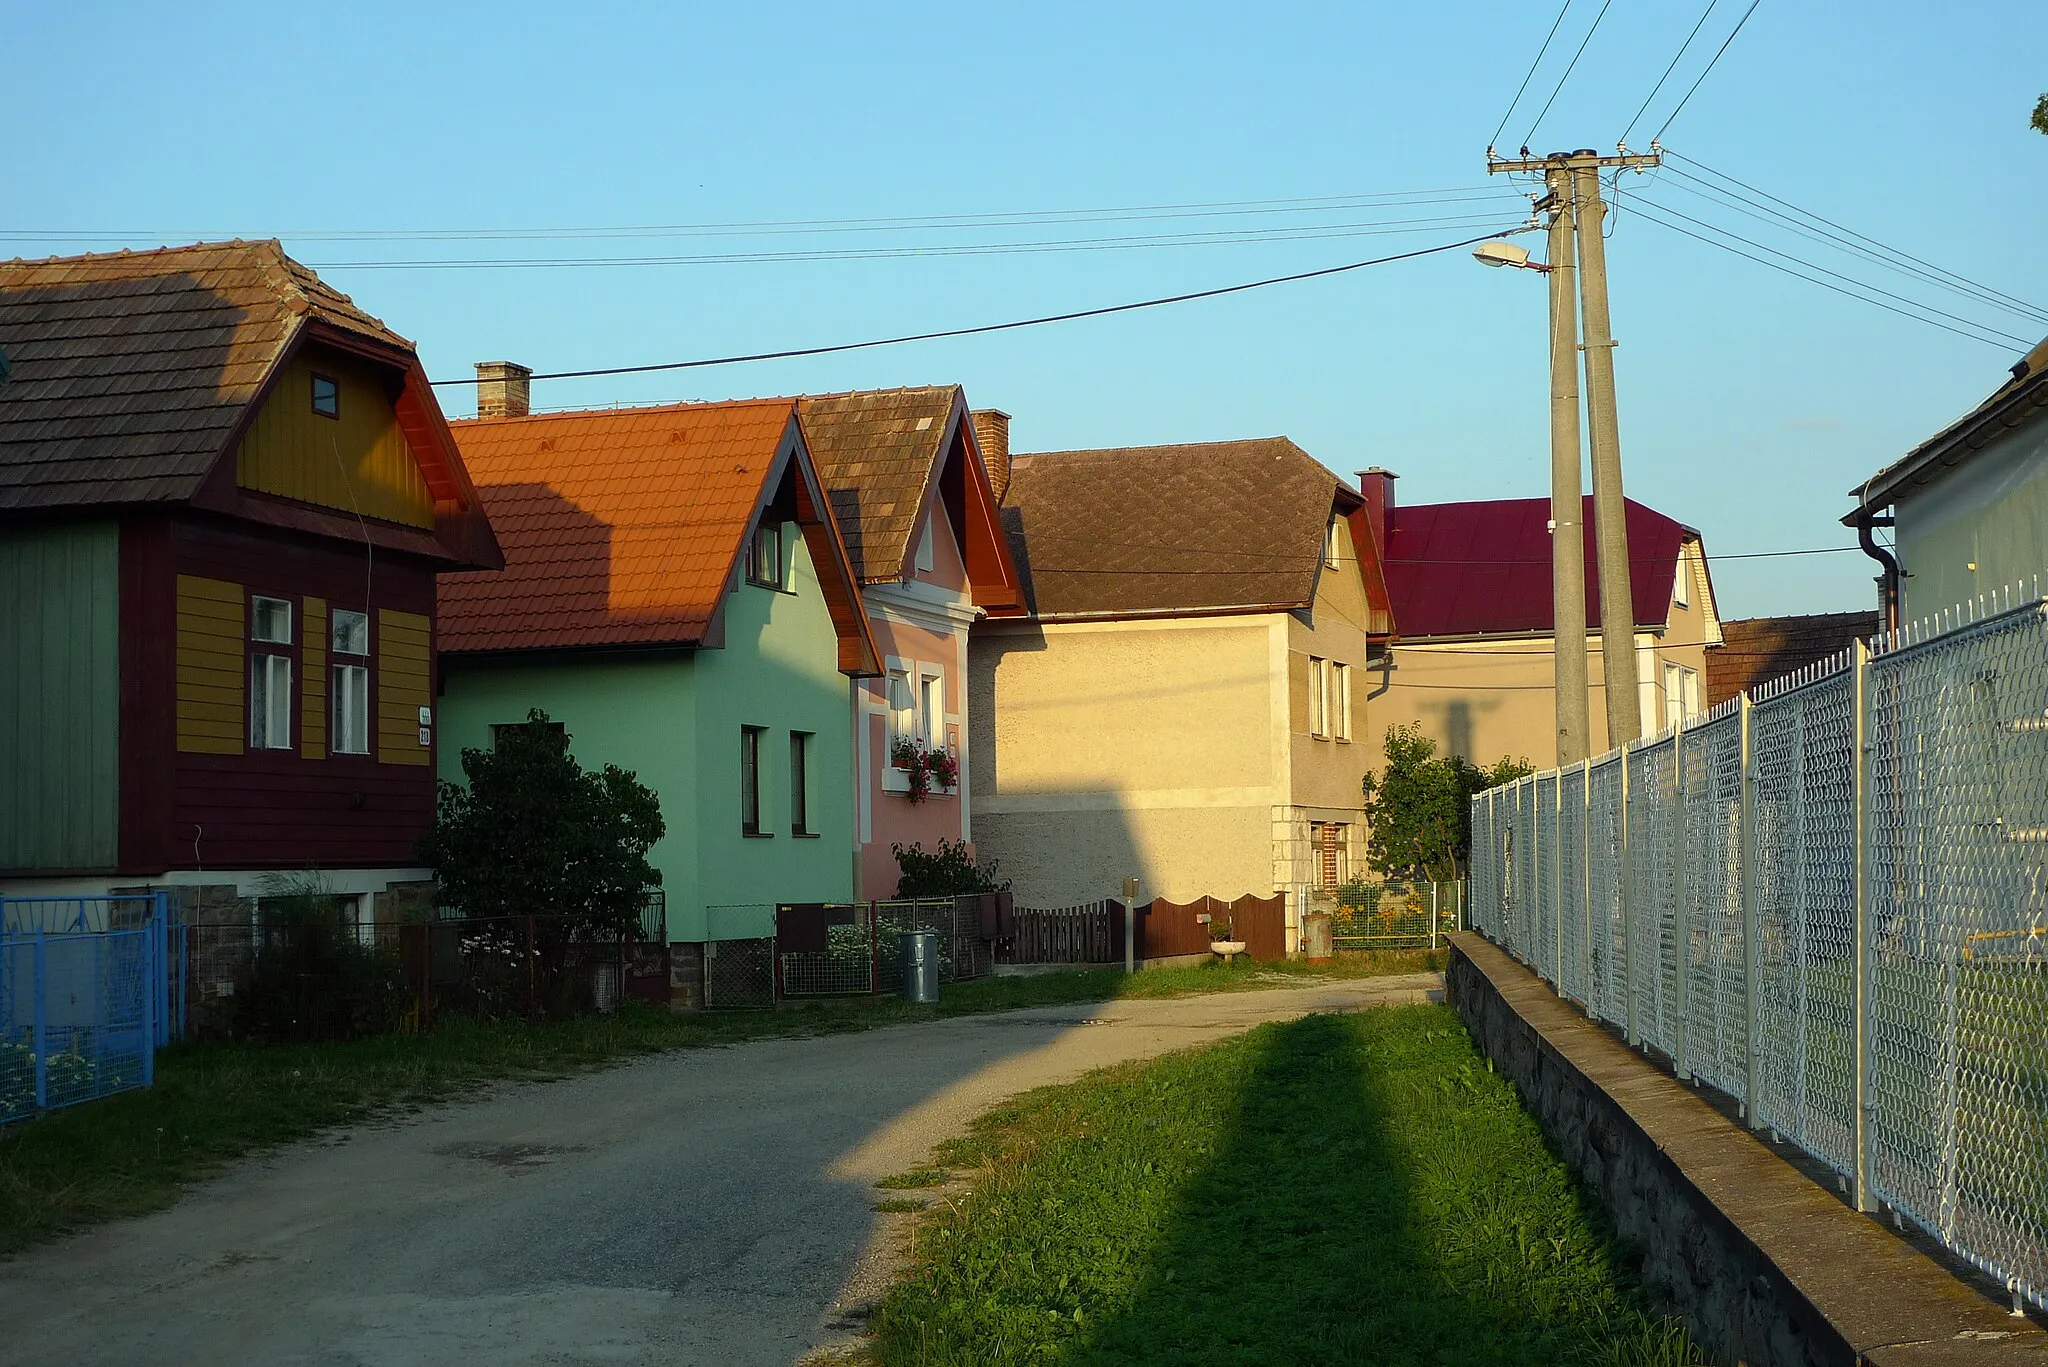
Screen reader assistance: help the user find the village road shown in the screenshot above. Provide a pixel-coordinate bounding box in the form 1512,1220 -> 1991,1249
0,973 -> 1439,1367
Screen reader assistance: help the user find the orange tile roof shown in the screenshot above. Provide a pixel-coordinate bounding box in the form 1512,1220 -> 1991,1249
439,399 -> 877,670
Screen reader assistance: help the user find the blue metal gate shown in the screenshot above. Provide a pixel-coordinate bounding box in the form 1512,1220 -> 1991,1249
1,893 -> 168,1124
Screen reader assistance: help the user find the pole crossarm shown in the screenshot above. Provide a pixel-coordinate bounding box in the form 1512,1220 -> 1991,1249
1488,151 -> 1664,175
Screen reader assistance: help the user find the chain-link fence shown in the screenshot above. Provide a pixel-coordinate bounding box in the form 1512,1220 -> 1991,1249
1469,589 -> 2048,1315
1329,881 -> 1462,949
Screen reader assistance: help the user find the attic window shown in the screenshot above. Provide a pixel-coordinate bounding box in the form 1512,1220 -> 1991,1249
311,374 -> 340,419
1673,549 -> 1691,608
747,521 -> 785,591
1325,519 -> 1343,569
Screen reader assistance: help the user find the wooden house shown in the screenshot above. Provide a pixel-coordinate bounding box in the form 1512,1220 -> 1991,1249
0,241 -> 500,919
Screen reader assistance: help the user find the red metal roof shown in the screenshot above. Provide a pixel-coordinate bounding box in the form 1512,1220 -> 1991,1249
1382,495 -> 1691,640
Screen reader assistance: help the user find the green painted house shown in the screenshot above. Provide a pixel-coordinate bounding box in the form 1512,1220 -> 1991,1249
435,384 -> 880,944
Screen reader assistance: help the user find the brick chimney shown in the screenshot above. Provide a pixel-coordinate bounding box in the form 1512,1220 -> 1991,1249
971,408 -> 1012,503
475,361 -> 532,420
1355,467 -> 1398,548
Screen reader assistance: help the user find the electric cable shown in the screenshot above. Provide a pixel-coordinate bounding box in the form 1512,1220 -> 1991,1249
1650,0 -> 1765,141
1619,1 -> 1720,147
1523,0 -> 1618,150
426,227 -> 1530,386
1490,0 -> 1579,152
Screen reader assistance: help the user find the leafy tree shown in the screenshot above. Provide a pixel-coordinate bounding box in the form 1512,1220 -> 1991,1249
419,710 -> 664,937
2033,93 -> 2048,135
893,838 -> 1010,898
1360,724 -> 1532,883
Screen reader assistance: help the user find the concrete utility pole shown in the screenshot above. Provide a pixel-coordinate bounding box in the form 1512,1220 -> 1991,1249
1543,164 -> 1590,767
1490,146 -> 1661,752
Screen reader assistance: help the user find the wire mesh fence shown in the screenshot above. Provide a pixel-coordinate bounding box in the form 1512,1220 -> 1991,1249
1329,881 -> 1461,949
1468,587 -> 2048,1314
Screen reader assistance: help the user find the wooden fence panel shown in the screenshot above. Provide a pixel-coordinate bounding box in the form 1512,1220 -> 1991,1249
1228,893 -> 1287,961
1003,901 -> 1120,963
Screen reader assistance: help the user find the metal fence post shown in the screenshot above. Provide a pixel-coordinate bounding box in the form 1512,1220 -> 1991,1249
1553,773 -> 1565,988
1429,882 -> 1439,949
869,901 -> 881,997
1581,758 -> 1595,1007
1739,692 -> 1759,1126
1673,710 -> 1692,1082
1621,744 -> 1637,1047
1852,637 -> 1875,1212
32,931 -> 47,1112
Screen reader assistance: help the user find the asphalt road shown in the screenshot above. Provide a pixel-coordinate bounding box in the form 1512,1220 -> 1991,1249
0,974 -> 1440,1367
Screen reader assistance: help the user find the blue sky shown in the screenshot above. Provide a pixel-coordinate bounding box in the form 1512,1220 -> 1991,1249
7,1 -> 2043,619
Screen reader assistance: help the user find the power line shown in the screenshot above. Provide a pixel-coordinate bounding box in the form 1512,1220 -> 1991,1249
1664,152 -> 2048,323
1625,200 -> 2030,349
426,226 -> 1528,387
1651,0 -> 1766,141
1657,169 -> 2048,325
1523,0 -> 1617,149
1619,1 -> 1720,147
1631,195 -> 2033,347
313,210 -> 1527,272
0,186 -> 1513,247
1490,0 -> 1579,152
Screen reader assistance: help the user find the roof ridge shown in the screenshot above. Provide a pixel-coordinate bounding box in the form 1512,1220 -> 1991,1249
0,237 -> 283,269
451,395 -> 797,427
1017,435 -> 1299,460
793,384 -> 959,403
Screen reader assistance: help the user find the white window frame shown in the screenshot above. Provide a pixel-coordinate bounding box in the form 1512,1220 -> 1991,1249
1333,662 -> 1351,741
332,664 -> 370,755
252,595 -> 292,645
918,669 -> 944,749
747,520 -> 784,590
1325,519 -> 1342,569
250,653 -> 292,749
887,668 -> 915,756
1673,549 -> 1691,608
1308,656 -> 1328,738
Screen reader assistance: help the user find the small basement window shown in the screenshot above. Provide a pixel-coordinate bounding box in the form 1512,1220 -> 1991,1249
311,374 -> 340,419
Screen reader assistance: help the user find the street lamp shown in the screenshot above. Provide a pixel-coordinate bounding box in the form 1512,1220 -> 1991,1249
1472,241 -> 1550,272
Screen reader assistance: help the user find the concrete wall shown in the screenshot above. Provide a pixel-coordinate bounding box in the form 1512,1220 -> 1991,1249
1897,409 -> 2048,621
969,614 -> 1282,907
1447,933 -> 2042,1366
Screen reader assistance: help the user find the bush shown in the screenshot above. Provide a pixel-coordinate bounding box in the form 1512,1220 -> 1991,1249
419,710 -> 664,938
233,872 -> 407,1043
893,838 -> 1009,898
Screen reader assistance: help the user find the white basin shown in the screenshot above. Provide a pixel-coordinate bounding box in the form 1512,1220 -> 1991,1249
1211,940 -> 1247,959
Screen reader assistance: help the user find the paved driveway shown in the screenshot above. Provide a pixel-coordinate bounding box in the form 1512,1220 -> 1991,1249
0,974 -> 1439,1366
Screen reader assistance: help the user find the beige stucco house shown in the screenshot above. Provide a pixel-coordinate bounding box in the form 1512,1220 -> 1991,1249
1359,469 -> 1721,773
968,438 -> 1395,946
1847,335 -> 2048,628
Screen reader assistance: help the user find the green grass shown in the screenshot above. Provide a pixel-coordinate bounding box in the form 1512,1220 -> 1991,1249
869,1005 -> 1704,1366
0,950 -> 1440,1259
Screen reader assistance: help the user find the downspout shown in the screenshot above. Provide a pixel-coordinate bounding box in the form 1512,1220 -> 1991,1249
1367,645 -> 1394,701
1852,508 -> 1900,635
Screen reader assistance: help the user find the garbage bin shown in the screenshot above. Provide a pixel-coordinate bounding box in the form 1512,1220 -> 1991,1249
1300,910 -> 1334,963
900,929 -> 941,1004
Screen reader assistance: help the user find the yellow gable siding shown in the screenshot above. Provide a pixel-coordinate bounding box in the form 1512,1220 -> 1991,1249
302,596 -> 327,759
377,608 -> 432,766
236,350 -> 435,529
176,574 -> 245,754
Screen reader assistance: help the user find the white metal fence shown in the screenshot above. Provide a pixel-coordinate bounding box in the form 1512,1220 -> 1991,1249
1468,587 -> 2048,1315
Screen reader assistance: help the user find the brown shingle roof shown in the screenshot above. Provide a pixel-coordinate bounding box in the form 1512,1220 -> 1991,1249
0,240 -> 412,510
439,399 -> 879,673
1705,612 -> 1879,706
797,386 -> 959,584
1000,438 -> 1341,620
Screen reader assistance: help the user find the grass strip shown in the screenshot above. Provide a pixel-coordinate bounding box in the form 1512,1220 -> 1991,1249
870,1004 -> 1703,1366
0,949 -> 1440,1258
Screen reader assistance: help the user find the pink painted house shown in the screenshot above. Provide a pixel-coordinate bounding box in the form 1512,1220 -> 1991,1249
797,388 -> 1025,899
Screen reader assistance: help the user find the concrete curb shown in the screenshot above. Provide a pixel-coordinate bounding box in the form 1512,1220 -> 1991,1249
1446,932 -> 2046,1366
